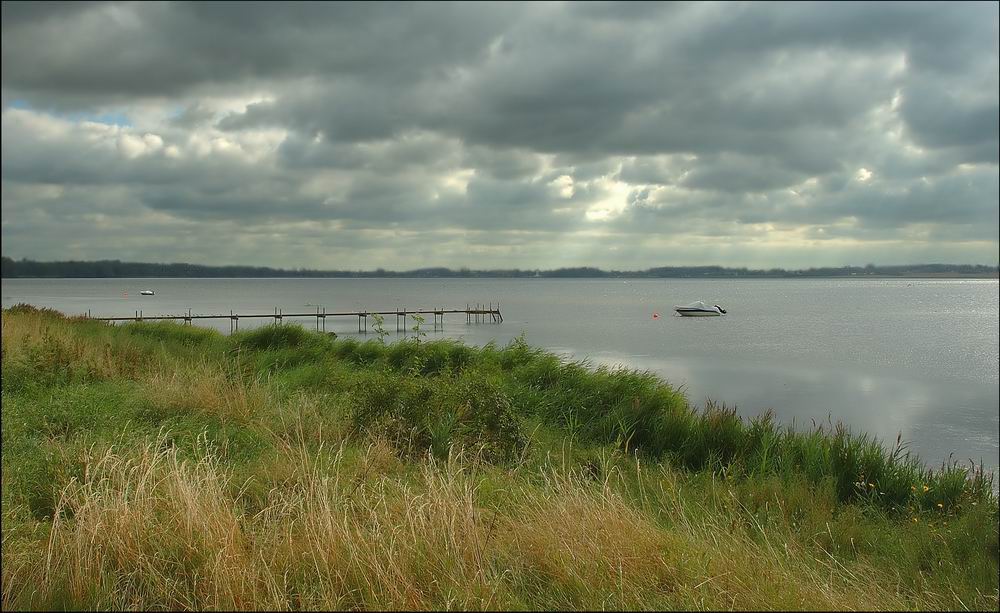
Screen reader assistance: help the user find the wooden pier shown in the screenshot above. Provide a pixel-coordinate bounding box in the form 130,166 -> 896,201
86,303 -> 503,334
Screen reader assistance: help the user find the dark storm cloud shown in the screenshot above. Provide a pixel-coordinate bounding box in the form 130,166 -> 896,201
0,1 -> 102,26
1,1 -> 513,105
2,1 -> 997,269
461,146 -> 541,181
169,102 -> 218,129
899,85 -> 1000,161
678,154 -> 812,194
828,169 -> 1000,230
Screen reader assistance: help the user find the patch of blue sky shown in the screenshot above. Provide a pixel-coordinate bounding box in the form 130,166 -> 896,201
70,110 -> 133,127
5,99 -> 132,126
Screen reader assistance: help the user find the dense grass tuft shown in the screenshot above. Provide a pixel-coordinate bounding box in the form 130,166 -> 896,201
121,320 -> 219,346
234,322 -> 317,350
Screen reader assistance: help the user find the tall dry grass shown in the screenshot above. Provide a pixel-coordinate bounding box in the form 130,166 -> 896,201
1,306 -> 157,390
143,365 -> 273,425
3,438 -> 950,611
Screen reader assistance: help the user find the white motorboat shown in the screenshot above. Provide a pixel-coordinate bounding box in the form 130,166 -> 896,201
139,290 -> 155,296
674,301 -> 726,317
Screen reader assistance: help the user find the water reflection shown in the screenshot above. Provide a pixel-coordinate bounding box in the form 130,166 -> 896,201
588,350 -> 999,480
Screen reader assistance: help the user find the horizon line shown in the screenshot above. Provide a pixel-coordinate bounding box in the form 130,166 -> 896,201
2,256 -> 997,278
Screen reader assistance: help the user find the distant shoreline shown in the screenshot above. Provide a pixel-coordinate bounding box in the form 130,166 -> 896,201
3,257 -> 997,280
3,274 -> 998,280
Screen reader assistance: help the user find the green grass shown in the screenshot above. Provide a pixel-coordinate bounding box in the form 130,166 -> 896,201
2,305 -> 997,610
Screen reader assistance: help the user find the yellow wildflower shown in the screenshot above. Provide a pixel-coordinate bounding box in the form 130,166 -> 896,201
936,503 -> 944,508
922,485 -> 930,492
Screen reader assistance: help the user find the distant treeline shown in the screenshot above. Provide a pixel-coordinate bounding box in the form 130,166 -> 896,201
2,257 -> 997,279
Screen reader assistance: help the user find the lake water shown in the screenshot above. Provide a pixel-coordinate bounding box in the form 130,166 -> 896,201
3,277 -> 998,482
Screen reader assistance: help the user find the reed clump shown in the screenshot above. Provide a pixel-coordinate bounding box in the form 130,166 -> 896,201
2,308 -> 997,611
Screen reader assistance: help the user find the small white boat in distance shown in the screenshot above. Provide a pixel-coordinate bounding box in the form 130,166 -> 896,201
139,290 -> 155,296
674,301 -> 726,317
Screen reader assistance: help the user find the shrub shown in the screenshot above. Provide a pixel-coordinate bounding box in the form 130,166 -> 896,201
234,323 -> 314,351
122,321 -> 219,346
348,369 -> 525,463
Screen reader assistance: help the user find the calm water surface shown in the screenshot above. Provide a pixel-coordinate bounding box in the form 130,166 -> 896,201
4,277 -> 998,481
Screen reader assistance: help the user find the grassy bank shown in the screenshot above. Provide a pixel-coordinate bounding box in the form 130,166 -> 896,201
2,304 -> 997,610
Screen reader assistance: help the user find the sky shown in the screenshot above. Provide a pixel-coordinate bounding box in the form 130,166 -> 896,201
1,1 -> 998,270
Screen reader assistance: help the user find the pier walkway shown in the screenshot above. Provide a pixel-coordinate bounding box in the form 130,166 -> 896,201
86,303 -> 502,333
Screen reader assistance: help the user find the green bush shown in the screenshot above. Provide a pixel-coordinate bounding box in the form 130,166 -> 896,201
233,323 -> 314,351
122,321 -> 219,346
348,368 -> 525,463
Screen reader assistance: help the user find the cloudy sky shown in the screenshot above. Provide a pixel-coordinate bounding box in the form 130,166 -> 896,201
2,1 -> 997,270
